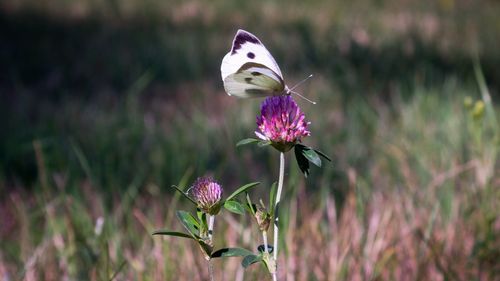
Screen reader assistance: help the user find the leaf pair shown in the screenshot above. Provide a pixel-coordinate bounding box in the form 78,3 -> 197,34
210,247 -> 263,269
153,210 -> 212,259
237,138 -> 332,178
223,182 -> 261,215
294,144 -> 331,177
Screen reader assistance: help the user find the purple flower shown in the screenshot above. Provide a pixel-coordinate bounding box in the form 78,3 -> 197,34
256,96 -> 310,152
189,176 -> 223,215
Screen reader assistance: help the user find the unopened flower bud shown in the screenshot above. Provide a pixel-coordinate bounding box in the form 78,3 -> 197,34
189,176 -> 223,215
255,206 -> 271,232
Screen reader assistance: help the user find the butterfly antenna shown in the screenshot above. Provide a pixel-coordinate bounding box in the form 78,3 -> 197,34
289,74 -> 313,91
289,74 -> 316,104
291,90 -> 316,104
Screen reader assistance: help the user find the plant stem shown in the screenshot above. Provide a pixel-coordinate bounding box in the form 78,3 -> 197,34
272,152 -> 285,280
208,215 -> 215,240
208,260 -> 215,281
262,230 -> 269,254
208,215 -> 215,281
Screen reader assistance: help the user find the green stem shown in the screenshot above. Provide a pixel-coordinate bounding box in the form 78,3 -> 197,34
272,152 -> 285,280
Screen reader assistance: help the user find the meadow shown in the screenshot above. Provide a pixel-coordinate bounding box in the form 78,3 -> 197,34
1,0 -> 499,280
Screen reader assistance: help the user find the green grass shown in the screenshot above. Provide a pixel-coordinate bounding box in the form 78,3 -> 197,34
2,77 -> 498,280
1,0 -> 499,280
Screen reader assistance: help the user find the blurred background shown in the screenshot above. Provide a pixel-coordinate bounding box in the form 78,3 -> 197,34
1,0 -> 499,280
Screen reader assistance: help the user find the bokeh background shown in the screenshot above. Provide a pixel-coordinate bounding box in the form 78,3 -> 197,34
1,0 -> 499,280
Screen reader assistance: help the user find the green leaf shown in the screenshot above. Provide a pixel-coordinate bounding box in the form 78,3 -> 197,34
211,247 -> 254,258
294,145 -> 310,177
246,202 -> 257,216
196,210 -> 208,231
176,211 -> 200,238
236,138 -> 259,147
197,239 -> 213,258
172,185 -> 197,205
269,182 -> 277,215
294,144 -> 332,176
302,147 -> 322,167
242,254 -> 262,268
226,182 -> 260,201
224,200 -> 245,215
246,193 -> 256,215
196,209 -> 204,223
257,140 -> 272,147
152,231 -> 194,239
314,148 -> 332,162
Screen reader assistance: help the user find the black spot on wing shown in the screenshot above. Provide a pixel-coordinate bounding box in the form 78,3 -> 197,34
231,30 -> 260,54
245,77 -> 252,82
251,71 -> 262,76
247,52 -> 255,59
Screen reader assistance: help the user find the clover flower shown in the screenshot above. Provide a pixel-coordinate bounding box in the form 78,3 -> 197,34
256,96 -> 310,152
189,176 -> 223,215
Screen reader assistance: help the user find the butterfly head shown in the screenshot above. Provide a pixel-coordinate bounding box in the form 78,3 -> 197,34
284,85 -> 292,95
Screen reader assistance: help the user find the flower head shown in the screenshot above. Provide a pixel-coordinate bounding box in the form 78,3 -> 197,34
256,96 -> 310,152
189,176 -> 223,215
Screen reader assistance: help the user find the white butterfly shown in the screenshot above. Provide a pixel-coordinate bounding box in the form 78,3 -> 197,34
221,29 -> 314,102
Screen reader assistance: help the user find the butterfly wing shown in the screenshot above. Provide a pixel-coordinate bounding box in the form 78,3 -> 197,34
223,62 -> 285,98
221,29 -> 285,98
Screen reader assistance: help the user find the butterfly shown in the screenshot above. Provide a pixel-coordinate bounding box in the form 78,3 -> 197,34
220,29 -> 314,103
